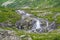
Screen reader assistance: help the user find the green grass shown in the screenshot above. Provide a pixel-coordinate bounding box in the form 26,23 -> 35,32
0,7 -> 21,23
23,8 -> 60,24
0,7 -> 60,40
0,27 -> 60,40
56,15 -> 60,24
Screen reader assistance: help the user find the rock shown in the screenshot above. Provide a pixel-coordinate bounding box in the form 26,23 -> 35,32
0,29 -> 32,40
15,17 -> 34,30
0,30 -> 21,40
0,23 -> 2,27
15,10 -> 56,33
0,21 -> 15,28
46,21 -> 56,32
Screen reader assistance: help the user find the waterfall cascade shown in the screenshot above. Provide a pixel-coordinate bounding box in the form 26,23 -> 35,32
16,10 -> 56,33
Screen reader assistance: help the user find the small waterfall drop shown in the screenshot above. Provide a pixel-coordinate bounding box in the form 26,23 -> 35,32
31,18 -> 43,32
16,10 -> 56,33
36,19 -> 41,29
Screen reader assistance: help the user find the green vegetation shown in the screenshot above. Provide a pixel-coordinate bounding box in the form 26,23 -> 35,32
0,0 -> 60,8
0,0 -> 8,6
0,7 -> 60,40
0,0 -> 60,39
55,15 -> 60,24
0,27 -> 60,40
0,7 -> 21,23
22,8 -> 60,24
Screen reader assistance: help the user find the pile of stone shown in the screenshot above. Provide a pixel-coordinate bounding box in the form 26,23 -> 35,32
0,30 -> 32,40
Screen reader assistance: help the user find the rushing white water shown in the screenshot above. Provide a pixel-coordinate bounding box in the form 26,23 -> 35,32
46,21 -> 49,27
36,20 -> 41,29
16,10 -> 46,32
16,10 -> 32,19
31,18 -> 43,32
16,10 -> 55,33
16,10 -> 42,30
34,19 -> 42,29
16,10 -> 31,16
16,10 -> 25,15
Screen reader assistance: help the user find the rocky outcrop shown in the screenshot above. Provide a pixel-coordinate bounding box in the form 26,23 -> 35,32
0,30 -> 32,40
15,10 -> 56,33
0,20 -> 15,27
0,30 -> 20,40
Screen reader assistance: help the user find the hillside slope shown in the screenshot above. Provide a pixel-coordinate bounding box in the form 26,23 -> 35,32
0,0 -> 60,8
0,0 -> 60,40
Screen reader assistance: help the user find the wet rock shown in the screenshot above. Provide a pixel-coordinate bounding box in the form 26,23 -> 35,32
46,21 -> 56,32
0,30 -> 21,40
16,10 -> 56,33
0,23 -> 3,27
15,17 -> 34,30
